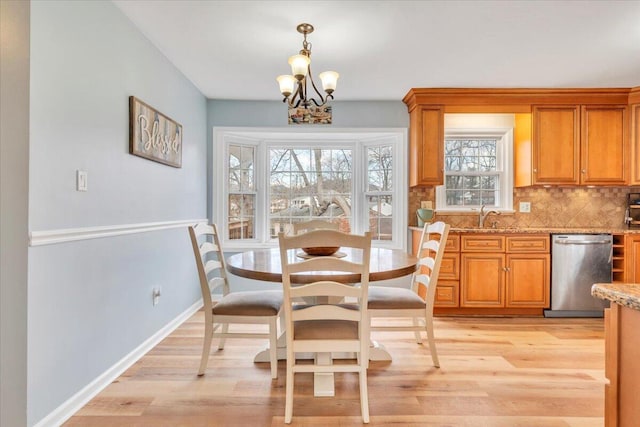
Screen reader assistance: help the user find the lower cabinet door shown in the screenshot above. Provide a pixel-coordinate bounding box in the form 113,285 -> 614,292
505,254 -> 550,308
627,235 -> 640,283
434,280 -> 459,307
460,253 -> 505,307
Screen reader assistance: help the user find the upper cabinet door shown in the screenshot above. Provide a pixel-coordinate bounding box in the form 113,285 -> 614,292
409,106 -> 444,186
581,105 -> 627,185
631,104 -> 640,186
532,106 -> 580,185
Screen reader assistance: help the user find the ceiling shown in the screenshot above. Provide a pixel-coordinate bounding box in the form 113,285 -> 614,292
113,0 -> 640,102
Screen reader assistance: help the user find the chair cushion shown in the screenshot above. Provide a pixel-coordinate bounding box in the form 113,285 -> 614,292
293,320 -> 359,340
212,290 -> 282,316
367,286 -> 426,310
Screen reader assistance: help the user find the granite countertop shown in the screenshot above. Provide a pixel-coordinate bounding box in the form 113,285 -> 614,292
408,226 -> 640,234
591,283 -> 640,312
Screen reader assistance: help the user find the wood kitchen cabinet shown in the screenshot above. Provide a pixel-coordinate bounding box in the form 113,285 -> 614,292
626,234 -> 640,283
460,235 -> 506,307
532,105 -> 627,185
408,105 -> 444,186
631,96 -> 640,185
532,106 -> 580,184
461,252 -> 505,307
506,254 -> 550,307
460,234 -> 550,309
604,302 -> 640,427
403,88 -> 637,188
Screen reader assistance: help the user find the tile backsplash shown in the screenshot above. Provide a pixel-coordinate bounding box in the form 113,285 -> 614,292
409,186 -> 640,229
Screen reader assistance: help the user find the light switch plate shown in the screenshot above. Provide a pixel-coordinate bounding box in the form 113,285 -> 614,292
76,170 -> 88,191
519,201 -> 531,213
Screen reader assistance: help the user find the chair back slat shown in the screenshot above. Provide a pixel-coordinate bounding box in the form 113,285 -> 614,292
292,219 -> 339,235
208,277 -> 226,293
292,304 -> 361,322
286,257 -> 365,275
204,259 -> 223,276
281,229 -> 369,250
199,241 -> 219,256
289,281 -> 363,299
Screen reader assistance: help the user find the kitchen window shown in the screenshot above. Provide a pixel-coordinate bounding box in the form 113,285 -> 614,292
214,128 -> 407,250
435,128 -> 513,212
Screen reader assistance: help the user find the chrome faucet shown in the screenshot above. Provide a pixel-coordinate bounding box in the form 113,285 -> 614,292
479,204 -> 500,228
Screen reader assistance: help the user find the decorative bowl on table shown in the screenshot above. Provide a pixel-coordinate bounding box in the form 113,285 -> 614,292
301,246 -> 340,256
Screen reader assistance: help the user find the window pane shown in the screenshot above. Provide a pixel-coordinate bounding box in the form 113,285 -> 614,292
269,148 -> 353,233
478,141 -> 496,156
480,190 -> 497,206
229,144 -> 255,191
271,149 -> 290,171
481,176 -> 497,188
293,149 -> 312,171
479,156 -> 496,171
368,195 -> 392,241
367,145 -> 393,191
463,176 -> 479,189
446,189 -> 463,206
228,194 -> 255,239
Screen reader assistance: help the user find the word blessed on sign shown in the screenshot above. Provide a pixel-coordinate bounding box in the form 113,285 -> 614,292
129,96 -> 182,167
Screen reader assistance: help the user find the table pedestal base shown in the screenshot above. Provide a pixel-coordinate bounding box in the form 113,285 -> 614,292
253,339 -> 391,397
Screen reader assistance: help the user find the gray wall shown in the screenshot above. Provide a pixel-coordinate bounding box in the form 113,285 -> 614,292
205,100 -> 408,218
0,1 -> 30,426
27,2 -> 207,425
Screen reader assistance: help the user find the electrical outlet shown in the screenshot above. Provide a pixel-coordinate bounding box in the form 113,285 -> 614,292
152,287 -> 161,306
519,202 -> 531,213
421,201 -> 433,209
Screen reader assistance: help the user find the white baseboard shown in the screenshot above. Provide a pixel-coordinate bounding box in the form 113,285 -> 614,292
33,299 -> 203,427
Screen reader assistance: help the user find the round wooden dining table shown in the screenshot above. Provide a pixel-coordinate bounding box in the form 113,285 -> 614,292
226,246 -> 418,397
226,247 -> 418,284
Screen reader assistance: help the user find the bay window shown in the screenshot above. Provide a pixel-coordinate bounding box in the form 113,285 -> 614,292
214,128 -> 407,250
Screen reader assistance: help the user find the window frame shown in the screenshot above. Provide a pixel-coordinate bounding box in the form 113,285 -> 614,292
435,128 -> 514,213
213,127 -> 408,251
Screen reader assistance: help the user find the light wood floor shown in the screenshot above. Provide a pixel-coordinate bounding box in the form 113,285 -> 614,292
65,313 -> 606,426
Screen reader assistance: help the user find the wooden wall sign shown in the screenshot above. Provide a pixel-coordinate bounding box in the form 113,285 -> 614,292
129,96 -> 182,168
288,105 -> 332,124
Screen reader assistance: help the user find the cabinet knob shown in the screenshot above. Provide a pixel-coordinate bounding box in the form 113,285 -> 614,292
582,169 -> 586,173
533,168 -> 537,173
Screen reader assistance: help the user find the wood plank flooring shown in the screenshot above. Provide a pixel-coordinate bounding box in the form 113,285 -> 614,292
65,313 -> 605,426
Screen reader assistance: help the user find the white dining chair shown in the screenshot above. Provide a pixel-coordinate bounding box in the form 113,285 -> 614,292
188,222 -> 282,378
368,221 -> 450,367
278,229 -> 372,424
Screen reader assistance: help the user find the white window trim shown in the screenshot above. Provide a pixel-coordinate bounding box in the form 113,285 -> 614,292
213,127 -> 408,251
435,128 -> 514,213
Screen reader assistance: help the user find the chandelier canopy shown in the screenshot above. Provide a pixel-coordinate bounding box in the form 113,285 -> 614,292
276,23 -> 339,109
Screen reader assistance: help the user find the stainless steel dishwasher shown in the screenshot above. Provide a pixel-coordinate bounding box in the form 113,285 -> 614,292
544,234 -> 612,317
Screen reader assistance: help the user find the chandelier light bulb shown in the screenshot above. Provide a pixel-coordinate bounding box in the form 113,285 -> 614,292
277,75 -> 296,97
288,54 -> 310,81
319,71 -> 339,94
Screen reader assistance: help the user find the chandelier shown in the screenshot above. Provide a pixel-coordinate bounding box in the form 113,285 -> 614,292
276,23 -> 339,109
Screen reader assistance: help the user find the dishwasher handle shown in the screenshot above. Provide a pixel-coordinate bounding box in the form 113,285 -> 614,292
554,239 -> 611,245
